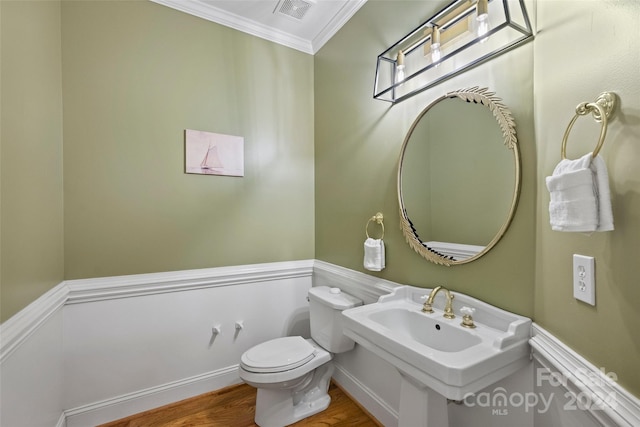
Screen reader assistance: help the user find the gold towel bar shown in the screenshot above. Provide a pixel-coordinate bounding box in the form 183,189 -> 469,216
366,212 -> 385,239
561,92 -> 616,160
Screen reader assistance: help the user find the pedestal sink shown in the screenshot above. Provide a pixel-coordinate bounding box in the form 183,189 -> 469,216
342,285 -> 531,426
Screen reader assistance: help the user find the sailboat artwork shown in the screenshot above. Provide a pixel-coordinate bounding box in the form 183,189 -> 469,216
200,143 -> 223,171
185,129 -> 244,177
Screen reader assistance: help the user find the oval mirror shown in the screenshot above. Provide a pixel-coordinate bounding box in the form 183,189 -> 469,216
397,87 -> 521,266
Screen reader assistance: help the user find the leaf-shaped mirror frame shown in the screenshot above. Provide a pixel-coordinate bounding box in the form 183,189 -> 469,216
397,87 -> 521,266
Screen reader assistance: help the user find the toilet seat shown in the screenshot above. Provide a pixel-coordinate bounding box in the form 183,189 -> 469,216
241,336 -> 315,373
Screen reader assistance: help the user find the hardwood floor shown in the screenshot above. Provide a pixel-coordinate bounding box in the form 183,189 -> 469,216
98,382 -> 382,427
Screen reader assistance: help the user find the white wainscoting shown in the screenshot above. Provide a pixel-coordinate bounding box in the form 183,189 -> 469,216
530,324 -> 640,427
1,260 -> 639,427
0,306 -> 65,427
0,260 -> 314,427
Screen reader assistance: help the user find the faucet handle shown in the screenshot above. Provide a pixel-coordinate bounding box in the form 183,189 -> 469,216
460,306 -> 475,316
460,306 -> 476,328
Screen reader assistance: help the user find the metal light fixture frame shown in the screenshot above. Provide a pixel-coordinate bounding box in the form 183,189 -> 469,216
373,0 -> 533,103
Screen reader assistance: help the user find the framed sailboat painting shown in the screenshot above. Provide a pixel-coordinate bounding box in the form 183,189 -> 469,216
184,129 -> 244,177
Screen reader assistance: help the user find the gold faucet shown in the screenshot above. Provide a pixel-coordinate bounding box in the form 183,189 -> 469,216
422,286 -> 455,319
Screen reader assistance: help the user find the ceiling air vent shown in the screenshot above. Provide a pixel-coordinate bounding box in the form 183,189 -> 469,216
274,0 -> 315,21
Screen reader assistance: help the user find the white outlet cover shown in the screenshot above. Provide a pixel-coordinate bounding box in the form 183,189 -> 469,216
573,254 -> 595,305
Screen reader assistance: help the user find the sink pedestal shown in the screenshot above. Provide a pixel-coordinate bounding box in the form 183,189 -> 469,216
398,373 -> 448,427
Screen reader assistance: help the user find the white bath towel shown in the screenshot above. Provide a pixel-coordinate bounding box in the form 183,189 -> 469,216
545,152 -> 614,232
364,238 -> 385,271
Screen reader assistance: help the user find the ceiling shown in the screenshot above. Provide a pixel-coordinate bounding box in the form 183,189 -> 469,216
151,0 -> 368,55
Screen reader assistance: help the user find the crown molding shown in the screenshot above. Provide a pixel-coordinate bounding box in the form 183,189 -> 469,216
150,0 -> 367,55
310,0 -> 367,53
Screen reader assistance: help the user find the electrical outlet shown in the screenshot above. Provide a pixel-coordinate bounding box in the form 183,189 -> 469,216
573,254 -> 595,305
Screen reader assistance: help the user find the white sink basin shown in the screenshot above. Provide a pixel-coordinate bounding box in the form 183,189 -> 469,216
342,285 -> 531,401
368,308 -> 481,352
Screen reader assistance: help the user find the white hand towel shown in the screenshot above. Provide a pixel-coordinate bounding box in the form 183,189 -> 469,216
591,155 -> 614,231
364,238 -> 385,271
545,152 -> 614,232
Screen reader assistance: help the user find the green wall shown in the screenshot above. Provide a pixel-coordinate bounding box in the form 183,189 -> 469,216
534,0 -> 640,398
1,1 -> 65,322
0,0 -> 314,320
424,99 -> 512,245
315,0 -> 640,398
314,1 -> 536,317
61,1 -> 315,280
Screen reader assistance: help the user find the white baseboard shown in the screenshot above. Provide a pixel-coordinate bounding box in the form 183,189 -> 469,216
64,366 -> 241,427
530,323 -> 640,427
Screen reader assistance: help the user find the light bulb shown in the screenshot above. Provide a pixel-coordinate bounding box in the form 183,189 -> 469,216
431,26 -> 441,65
476,0 -> 490,42
431,43 -> 441,63
396,66 -> 405,83
477,14 -> 489,40
396,50 -> 405,83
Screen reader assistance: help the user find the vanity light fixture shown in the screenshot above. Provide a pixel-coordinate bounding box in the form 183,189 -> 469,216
374,0 -> 533,103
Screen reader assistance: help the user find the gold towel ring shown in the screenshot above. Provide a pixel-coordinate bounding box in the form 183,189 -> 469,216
366,212 -> 385,239
561,92 -> 616,160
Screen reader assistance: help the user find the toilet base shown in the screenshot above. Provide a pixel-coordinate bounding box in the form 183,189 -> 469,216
254,362 -> 334,427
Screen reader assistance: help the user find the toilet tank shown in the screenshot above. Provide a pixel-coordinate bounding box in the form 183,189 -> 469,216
308,286 -> 363,353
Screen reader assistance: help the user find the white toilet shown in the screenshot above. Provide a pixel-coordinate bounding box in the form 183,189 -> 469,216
238,286 -> 362,427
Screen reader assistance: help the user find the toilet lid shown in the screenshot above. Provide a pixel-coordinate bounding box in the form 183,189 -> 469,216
241,336 -> 315,373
